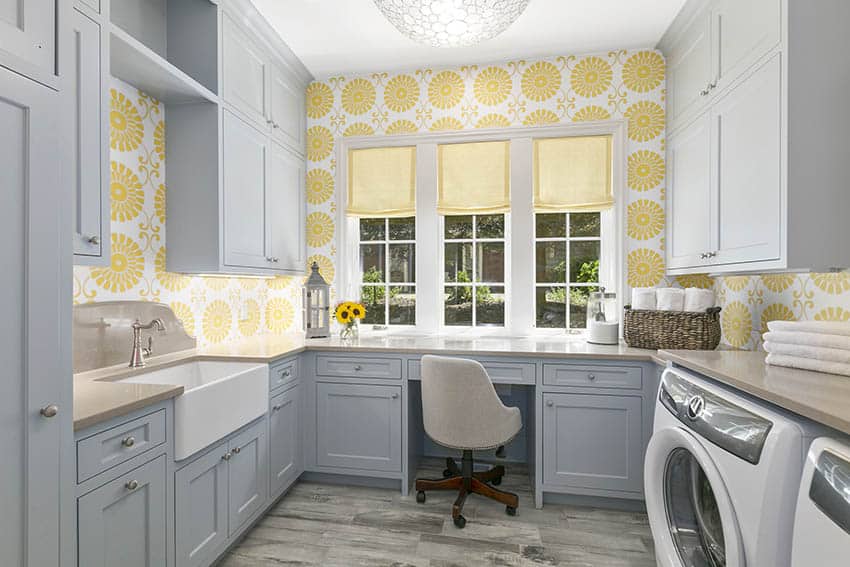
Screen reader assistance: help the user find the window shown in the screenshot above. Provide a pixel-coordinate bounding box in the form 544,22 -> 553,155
358,217 -> 416,326
443,214 -> 506,327
535,212 -> 602,330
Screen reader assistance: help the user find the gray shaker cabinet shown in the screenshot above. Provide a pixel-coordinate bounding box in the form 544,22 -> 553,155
0,0 -> 56,84
228,419 -> 268,535
269,384 -> 301,497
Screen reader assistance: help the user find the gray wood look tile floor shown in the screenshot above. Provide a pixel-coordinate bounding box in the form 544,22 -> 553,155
220,459 -> 657,566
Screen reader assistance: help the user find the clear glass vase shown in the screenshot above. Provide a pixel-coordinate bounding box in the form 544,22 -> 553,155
340,320 -> 359,342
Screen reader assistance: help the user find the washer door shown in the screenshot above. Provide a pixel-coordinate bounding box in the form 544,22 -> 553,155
645,427 -> 746,567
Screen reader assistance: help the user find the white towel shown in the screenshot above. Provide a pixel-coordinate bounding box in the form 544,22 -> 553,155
764,341 -> 850,364
767,320 -> 850,337
763,331 -> 850,351
656,288 -> 684,311
631,288 -> 657,310
765,353 -> 850,377
684,288 -> 715,312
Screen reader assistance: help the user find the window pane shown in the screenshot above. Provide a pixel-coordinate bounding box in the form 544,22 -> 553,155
570,212 -> 601,237
569,241 -> 600,283
445,286 -> 472,326
476,242 -> 504,283
536,287 -> 566,328
444,215 -> 473,239
359,218 -> 385,241
389,217 -> 415,240
477,285 -> 505,326
361,286 -> 386,325
389,286 -> 415,325
389,243 -> 415,283
535,213 -> 566,238
476,214 -> 504,238
569,286 -> 597,329
444,242 -> 473,283
360,244 -> 385,283
535,241 -> 566,283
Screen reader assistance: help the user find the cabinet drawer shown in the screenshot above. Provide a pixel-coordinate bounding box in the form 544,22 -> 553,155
77,409 -> 166,483
270,358 -> 298,391
408,358 -> 535,385
542,364 -> 642,390
316,355 -> 402,380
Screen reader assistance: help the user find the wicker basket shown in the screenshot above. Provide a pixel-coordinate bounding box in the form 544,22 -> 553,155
623,306 -> 722,350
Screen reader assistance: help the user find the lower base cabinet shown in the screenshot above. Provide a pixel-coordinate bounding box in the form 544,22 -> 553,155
269,384 -> 300,496
228,421 -> 268,533
78,454 -> 168,567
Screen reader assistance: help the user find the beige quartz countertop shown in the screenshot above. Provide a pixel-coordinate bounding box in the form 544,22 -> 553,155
660,349 -> 850,436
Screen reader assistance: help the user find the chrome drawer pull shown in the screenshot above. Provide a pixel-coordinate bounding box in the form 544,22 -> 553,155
272,404 -> 283,412
232,446 -> 241,455
587,374 -> 596,381
122,436 -> 136,448
125,479 -> 139,491
40,404 -> 59,418
353,365 -> 363,371
222,452 -> 232,461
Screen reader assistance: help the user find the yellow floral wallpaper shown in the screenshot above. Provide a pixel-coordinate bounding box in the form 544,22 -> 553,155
73,79 -> 301,346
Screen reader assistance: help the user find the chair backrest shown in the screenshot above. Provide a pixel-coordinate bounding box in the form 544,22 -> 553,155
420,355 -> 511,449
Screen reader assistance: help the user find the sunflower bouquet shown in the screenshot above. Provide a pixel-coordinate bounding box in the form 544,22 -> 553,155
335,301 -> 366,340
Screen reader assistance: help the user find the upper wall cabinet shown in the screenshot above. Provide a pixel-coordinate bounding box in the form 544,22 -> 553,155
661,0 -> 850,274
269,63 -> 306,154
0,0 -> 57,87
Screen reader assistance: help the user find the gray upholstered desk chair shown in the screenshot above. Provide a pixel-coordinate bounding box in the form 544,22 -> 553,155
414,355 -> 522,528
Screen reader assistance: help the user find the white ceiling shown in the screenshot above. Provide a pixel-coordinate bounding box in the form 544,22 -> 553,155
250,0 -> 686,78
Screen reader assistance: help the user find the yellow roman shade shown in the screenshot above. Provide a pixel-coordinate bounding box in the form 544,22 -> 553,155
437,141 -> 510,215
533,135 -> 613,212
347,146 -> 416,217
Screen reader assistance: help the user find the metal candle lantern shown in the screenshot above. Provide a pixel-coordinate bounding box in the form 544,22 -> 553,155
303,262 -> 330,338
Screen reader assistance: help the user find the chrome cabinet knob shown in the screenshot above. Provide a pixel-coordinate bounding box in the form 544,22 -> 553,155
391,393 -> 399,399
86,235 -> 100,245
273,123 -> 280,129
122,436 -> 136,448
272,404 -> 283,412
232,446 -> 241,455
706,251 -> 717,258
587,373 -> 596,381
222,452 -> 232,461
40,404 -> 59,418
353,365 -> 362,371
546,400 -> 554,407
280,369 -> 290,378
272,257 -> 280,263
125,479 -> 139,491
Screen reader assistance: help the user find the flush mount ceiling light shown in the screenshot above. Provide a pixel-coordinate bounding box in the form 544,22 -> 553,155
374,0 -> 531,48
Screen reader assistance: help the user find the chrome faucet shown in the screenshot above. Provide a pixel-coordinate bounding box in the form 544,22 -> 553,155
129,318 -> 165,368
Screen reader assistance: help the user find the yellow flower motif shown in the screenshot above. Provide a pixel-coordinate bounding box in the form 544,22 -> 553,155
760,303 -> 796,335
386,119 -> 419,135
203,300 -> 232,343
428,71 -> 465,109
267,276 -> 293,290
307,254 -> 335,283
170,302 -> 195,337
110,89 -> 144,151
622,51 -> 665,93
572,105 -> 611,122
91,233 -> 144,292
760,274 -> 795,293
341,78 -> 376,115
110,161 -> 144,222
627,248 -> 664,287
266,298 -> 294,334
521,61 -> 561,102
239,277 -> 260,290
306,212 -> 334,247
154,183 -> 166,224
473,66 -> 511,106
625,101 -> 665,142
154,246 -> 189,292
627,199 -> 665,241
675,274 -> 714,289
306,82 -> 334,118
238,299 -> 261,337
343,122 -> 375,137
153,120 -> 165,161
722,301 -> 752,348
475,113 -> 511,128
430,117 -> 464,131
811,273 -> 850,295
570,56 -> 613,98
724,276 -> 751,292
384,74 -> 420,112
628,150 -> 665,191
306,169 -> 334,205
815,307 -> 850,322
522,109 -> 559,126
307,126 -> 334,162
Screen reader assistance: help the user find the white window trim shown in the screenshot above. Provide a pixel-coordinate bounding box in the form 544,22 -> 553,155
335,121 -> 627,337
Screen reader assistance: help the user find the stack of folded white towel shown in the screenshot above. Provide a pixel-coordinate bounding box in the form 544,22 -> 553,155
764,321 -> 850,377
631,287 -> 715,312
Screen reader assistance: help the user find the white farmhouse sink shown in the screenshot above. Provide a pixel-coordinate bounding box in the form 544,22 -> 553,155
119,361 -> 268,460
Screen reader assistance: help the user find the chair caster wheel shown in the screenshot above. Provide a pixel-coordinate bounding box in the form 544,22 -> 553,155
453,515 -> 466,528
442,469 -> 453,478
492,476 -> 502,486
416,491 -> 426,504
506,506 -> 517,516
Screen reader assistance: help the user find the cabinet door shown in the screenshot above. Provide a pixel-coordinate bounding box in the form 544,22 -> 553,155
221,11 -> 269,128
222,109 -> 271,270
713,54 -> 782,267
269,63 -> 305,154
667,4 -> 713,127
269,385 -> 300,497
316,383 -> 402,472
543,394 -> 643,493
666,111 -> 714,270
78,455 -> 168,567
228,420 -> 268,536
714,0 -> 780,89
71,8 -> 108,262
175,443 -> 228,567
267,141 -> 306,274
0,0 -> 55,81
